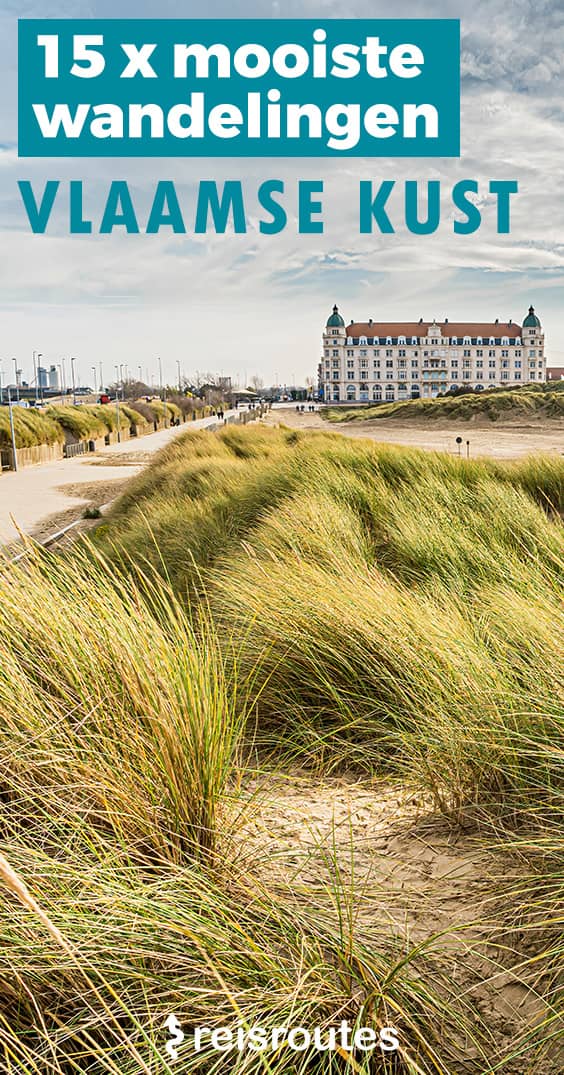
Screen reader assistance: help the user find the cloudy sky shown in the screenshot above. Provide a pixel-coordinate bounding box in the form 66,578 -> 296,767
1,0 -> 563,388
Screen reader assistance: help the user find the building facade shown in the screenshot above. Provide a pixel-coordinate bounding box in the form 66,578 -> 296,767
320,305 -> 545,404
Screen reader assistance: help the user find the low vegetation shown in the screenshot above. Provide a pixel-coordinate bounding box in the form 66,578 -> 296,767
0,405 -> 65,448
46,403 -> 132,439
0,424 -> 562,1071
325,388 -> 564,424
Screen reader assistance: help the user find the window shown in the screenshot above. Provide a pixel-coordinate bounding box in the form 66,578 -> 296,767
332,371 -> 339,380
324,349 -> 329,357
463,349 -> 471,357
386,371 -> 394,380
411,359 -> 418,368
359,336 -> 367,345
476,349 -> 483,358
398,359 -> 407,368
346,349 -> 354,357
530,371 -> 536,380
501,337 -> 509,346
360,359 -> 368,369
476,371 -> 484,379
476,359 -> 483,368
386,349 -> 393,358
332,350 -> 339,357
372,385 -> 382,401
451,337 -> 458,345
489,349 -> 496,358
360,349 -> 367,356
373,359 -> 381,368
476,336 -> 483,345
501,371 -> 509,380
529,349 -> 536,357
489,359 -> 496,368
346,384 -> 356,400
451,359 -> 459,368
515,349 -> 521,357
463,336 -> 471,345
489,337 -> 495,346
386,336 -> 393,345
373,349 -> 380,357
347,360 -> 354,370
515,360 -> 521,369
398,349 -> 406,357
386,359 -> 393,368
411,336 -> 418,345
501,349 -> 509,358
515,372 -> 521,379
502,360 -> 509,369
398,336 -> 406,345
385,387 -> 395,400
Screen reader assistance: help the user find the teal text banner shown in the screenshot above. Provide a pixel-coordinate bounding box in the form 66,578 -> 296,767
18,19 -> 460,158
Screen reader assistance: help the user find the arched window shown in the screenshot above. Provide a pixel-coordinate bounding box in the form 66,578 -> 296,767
463,336 -> 471,345
372,384 -> 382,400
451,337 -> 458,345
501,337 -> 509,346
346,384 -> 356,401
359,336 -> 367,345
411,336 -> 418,345
489,337 -> 495,345
398,335 -> 406,345
476,336 -> 483,345
386,335 -> 393,345
411,384 -> 421,398
359,383 -> 369,401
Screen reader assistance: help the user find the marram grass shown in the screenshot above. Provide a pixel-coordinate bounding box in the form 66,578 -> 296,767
0,425 -> 563,1071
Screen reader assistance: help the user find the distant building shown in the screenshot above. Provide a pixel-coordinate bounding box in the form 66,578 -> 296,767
37,366 -> 48,389
48,365 -> 60,390
321,304 -> 546,403
546,367 -> 564,381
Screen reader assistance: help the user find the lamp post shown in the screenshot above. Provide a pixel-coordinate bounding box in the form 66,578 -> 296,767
37,353 -> 43,402
61,356 -> 67,397
33,350 -> 38,405
71,356 -> 77,405
158,356 -> 167,427
7,385 -> 18,471
0,362 -> 3,404
92,366 -> 97,398
99,361 -> 103,394
114,364 -> 121,441
12,359 -> 19,401
57,365 -> 63,400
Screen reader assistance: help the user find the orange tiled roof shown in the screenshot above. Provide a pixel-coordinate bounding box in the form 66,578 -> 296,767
346,321 -> 523,338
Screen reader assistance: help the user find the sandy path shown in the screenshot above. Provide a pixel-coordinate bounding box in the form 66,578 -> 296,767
268,406 -> 564,460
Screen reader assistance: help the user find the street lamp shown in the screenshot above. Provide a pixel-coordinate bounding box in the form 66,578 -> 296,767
71,356 -> 77,405
158,356 -> 167,427
57,365 -> 63,400
114,364 -> 121,442
12,358 -> 19,401
61,356 -> 67,397
32,350 -> 38,404
37,353 -> 43,402
92,366 -> 97,397
7,384 -> 18,471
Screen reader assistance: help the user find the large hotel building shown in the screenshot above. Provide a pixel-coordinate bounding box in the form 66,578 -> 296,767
320,305 -> 545,403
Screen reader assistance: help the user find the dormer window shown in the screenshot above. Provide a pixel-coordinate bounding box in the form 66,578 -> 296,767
386,336 -> 392,345
463,336 -> 471,345
398,335 -> 406,345
476,336 -> 483,345
501,337 -> 509,346
451,337 -> 458,345
359,336 -> 367,345
489,337 -> 495,345
411,336 -> 418,345
347,336 -> 353,345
